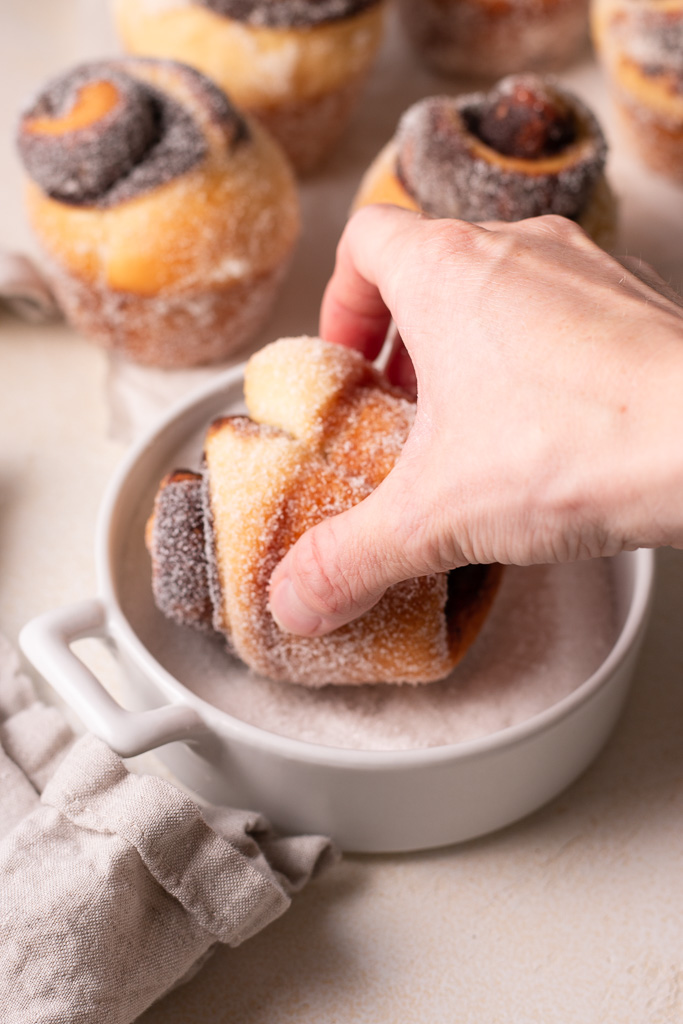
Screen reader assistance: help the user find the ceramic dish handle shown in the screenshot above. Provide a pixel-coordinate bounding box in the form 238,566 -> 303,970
19,598 -> 207,758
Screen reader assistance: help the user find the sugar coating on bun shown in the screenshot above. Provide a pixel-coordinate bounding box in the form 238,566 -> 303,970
148,337 -> 502,686
203,338 -> 428,685
395,76 -> 608,223
18,59 -> 247,209
147,471 -> 215,632
610,8 -> 683,71
18,58 -> 300,366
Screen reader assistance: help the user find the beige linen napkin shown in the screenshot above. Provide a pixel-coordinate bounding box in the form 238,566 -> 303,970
0,634 -> 337,1023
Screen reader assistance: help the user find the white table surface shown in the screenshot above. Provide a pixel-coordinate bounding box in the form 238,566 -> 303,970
2,4 -> 683,1022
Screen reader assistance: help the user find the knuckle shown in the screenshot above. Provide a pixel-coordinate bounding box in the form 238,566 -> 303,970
416,218 -> 483,264
524,214 -> 591,245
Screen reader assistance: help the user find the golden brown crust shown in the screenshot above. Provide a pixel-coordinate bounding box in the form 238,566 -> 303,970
22,81 -> 299,291
148,337 -> 502,686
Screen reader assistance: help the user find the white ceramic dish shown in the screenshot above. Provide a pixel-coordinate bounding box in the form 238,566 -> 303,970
20,363 -> 655,853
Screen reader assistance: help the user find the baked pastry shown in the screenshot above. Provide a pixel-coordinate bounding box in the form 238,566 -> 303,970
397,0 -> 589,79
112,0 -> 386,175
17,59 -> 300,368
146,336 -> 502,686
353,75 -> 617,249
592,0 -> 683,182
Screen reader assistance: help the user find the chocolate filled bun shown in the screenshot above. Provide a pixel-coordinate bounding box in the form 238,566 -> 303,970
353,75 -> 617,250
17,58 -> 300,367
146,337 -> 503,687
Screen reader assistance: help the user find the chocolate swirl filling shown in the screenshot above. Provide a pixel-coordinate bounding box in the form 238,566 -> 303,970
196,0 -> 380,28
396,76 -> 607,223
18,60 -> 248,209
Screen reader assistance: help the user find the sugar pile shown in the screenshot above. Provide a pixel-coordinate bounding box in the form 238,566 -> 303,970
125,552 -> 618,751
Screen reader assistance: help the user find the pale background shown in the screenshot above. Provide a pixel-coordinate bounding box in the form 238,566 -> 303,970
2,3 -> 683,1021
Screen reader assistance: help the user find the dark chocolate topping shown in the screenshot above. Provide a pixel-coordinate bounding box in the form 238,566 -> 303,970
18,60 -> 248,209
396,76 -> 607,223
195,0 -> 380,28
473,79 -> 576,160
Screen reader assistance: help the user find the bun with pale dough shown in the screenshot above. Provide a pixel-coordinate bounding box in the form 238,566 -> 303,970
147,336 -> 502,686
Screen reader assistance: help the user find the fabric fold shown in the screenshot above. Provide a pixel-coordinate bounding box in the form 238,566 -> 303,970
0,634 -> 337,1023
40,734 -> 302,946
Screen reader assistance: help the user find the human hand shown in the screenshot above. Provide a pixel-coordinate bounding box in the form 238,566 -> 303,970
269,205 -> 683,637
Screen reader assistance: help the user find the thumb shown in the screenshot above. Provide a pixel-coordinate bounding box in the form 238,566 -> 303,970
267,471 -> 436,637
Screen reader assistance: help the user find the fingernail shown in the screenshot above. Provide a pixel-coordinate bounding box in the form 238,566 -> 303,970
268,576 -> 324,637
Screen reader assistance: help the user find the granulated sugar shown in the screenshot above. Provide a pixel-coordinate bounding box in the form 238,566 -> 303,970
125,554 -> 618,751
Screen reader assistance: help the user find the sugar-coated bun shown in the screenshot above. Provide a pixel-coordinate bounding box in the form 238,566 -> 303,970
147,336 -> 502,686
592,0 -> 683,182
353,75 -> 617,251
397,0 -> 589,79
17,59 -> 300,367
112,0 -> 386,174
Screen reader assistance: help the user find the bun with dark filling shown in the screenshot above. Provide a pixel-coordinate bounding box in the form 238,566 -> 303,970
146,336 -> 502,686
353,75 -> 617,250
17,58 -> 300,367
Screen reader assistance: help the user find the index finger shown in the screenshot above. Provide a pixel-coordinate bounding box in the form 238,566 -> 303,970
319,204 -> 422,360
